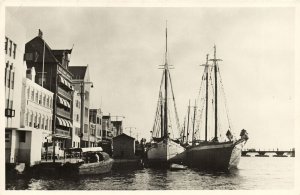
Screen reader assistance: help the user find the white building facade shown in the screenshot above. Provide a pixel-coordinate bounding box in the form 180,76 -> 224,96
72,89 -> 81,148
5,11 -> 27,165
21,67 -> 54,149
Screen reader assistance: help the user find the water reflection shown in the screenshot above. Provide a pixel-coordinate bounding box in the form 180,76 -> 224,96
6,158 -> 294,190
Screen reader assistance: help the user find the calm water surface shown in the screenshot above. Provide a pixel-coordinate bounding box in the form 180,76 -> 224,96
6,157 -> 294,190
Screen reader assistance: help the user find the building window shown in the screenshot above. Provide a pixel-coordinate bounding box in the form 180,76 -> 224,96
19,131 -> 26,143
45,118 -> 48,130
10,71 -> 14,89
84,124 -> 88,133
31,90 -> 34,100
39,94 -> 42,104
76,114 -> 79,122
9,40 -> 12,56
5,133 -> 9,142
5,61 -> 8,87
49,118 -> 52,131
35,92 -> 38,103
42,117 -> 44,129
43,96 -> 46,106
85,91 -> 89,100
49,97 -> 52,108
13,43 -> 17,59
38,115 -> 41,128
85,107 -> 88,118
25,112 -> 28,126
34,114 -> 38,127
29,113 -> 33,127
27,88 -> 30,99
5,37 -> 8,54
46,97 -> 49,107
5,64 -> 10,88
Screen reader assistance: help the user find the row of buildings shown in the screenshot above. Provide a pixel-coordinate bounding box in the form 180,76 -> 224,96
5,13 -> 123,166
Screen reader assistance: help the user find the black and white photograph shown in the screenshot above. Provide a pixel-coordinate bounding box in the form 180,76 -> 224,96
2,0 -> 299,192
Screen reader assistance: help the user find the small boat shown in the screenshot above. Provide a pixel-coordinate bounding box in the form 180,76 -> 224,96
62,147 -> 114,175
170,163 -> 187,171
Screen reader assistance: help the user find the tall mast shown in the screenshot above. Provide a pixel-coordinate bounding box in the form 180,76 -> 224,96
209,45 -> 222,141
186,100 -> 191,144
192,99 -> 197,145
183,117 -> 186,143
160,91 -> 164,137
204,54 -> 209,141
164,21 -> 168,138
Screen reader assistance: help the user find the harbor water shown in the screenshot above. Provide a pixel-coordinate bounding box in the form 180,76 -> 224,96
6,157 -> 294,190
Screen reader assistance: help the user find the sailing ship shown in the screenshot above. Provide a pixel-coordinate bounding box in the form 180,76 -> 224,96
183,45 -> 249,171
146,25 -> 185,167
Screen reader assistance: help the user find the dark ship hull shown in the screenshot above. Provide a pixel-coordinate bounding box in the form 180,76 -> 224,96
184,139 -> 246,171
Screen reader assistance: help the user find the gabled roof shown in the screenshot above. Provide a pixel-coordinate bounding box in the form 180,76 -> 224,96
69,66 -> 87,80
113,133 -> 135,140
25,36 -> 59,64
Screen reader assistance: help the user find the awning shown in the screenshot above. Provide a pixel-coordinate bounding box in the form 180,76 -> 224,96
66,120 -> 72,127
57,97 -> 70,108
58,97 -> 64,105
56,117 -> 72,128
56,117 -> 64,126
58,75 -> 73,91
64,99 -> 70,108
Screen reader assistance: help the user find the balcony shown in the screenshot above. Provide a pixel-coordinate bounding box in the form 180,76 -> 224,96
55,128 -> 71,138
57,86 -> 72,100
57,107 -> 71,119
5,108 -> 15,117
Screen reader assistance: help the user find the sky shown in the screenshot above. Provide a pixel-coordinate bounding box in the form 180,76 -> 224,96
6,6 -> 295,150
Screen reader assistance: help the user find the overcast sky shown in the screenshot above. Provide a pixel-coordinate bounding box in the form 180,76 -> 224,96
7,7 -> 295,150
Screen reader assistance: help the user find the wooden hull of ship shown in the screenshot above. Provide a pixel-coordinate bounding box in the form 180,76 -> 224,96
147,139 -> 185,168
185,140 -> 246,171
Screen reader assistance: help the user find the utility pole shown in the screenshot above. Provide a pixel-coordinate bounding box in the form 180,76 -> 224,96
125,127 -> 136,137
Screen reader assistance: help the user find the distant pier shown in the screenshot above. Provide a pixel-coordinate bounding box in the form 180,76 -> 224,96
242,149 -> 295,157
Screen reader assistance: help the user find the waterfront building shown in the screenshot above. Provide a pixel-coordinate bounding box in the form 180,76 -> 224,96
112,133 -> 135,159
69,65 -> 92,147
111,120 -> 123,136
72,89 -> 81,148
102,115 -> 114,140
89,108 -> 103,146
24,30 -> 74,149
5,12 -> 27,165
19,67 -> 54,165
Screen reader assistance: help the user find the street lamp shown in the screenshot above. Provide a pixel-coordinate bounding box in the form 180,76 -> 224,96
73,81 -> 94,148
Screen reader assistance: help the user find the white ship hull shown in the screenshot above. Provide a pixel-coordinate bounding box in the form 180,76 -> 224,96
228,140 -> 246,169
147,138 -> 185,167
